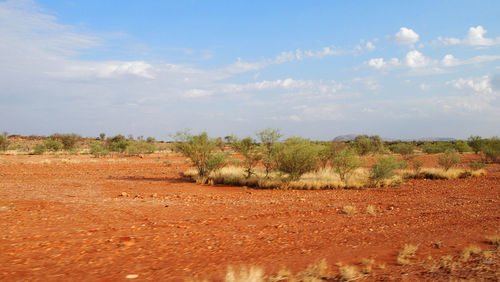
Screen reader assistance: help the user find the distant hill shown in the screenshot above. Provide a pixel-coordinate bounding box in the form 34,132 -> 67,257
333,134 -> 358,141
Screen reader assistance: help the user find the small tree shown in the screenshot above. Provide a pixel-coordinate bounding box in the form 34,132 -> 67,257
172,131 -> 227,184
257,128 -> 282,177
89,141 -> 109,157
274,137 -> 320,182
232,136 -> 262,178
370,155 -> 406,187
468,136 -> 483,155
0,133 -> 9,152
438,149 -> 461,171
107,135 -> 129,153
99,133 -> 106,140
50,133 -> 81,150
332,148 -> 363,185
44,139 -> 63,152
480,137 -> 500,163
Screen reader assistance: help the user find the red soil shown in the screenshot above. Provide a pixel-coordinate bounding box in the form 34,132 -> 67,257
0,153 -> 498,281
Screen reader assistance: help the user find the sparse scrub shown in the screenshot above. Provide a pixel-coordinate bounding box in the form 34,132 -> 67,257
89,141 -> 109,157
370,155 -> 406,187
256,128 -> 282,177
125,141 -> 156,156
107,134 -> 129,153
397,244 -> 418,265
438,149 -> 461,171
232,137 -> 262,178
389,142 -> 415,157
32,144 -> 46,155
350,135 -> 385,156
50,133 -> 81,150
480,137 -> 500,163
421,141 -> 453,154
44,139 -> 63,152
452,140 -> 471,153
468,135 -> 484,154
469,160 -> 486,171
274,137 -> 320,182
332,148 -> 363,186
173,131 -> 227,184
0,134 -> 9,152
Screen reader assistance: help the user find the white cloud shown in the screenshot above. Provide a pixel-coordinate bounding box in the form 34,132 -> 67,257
437,25 -> 500,47
183,88 -> 214,98
405,50 -> 432,68
447,76 -> 493,94
53,61 -> 155,79
442,54 -> 459,67
420,83 -> 430,90
365,41 -> 376,50
366,57 -> 400,69
392,27 -> 419,45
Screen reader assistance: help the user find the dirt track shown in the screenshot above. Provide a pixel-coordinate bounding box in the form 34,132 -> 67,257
0,153 -> 499,281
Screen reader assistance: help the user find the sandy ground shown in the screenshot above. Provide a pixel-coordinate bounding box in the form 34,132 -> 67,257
0,153 -> 498,281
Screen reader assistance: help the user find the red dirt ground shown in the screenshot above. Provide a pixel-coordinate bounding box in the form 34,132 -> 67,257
0,153 -> 498,281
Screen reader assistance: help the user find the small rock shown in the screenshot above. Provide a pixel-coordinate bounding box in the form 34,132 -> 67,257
126,274 -> 138,279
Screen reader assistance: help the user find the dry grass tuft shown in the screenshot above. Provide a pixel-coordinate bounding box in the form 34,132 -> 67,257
460,245 -> 482,262
360,258 -> 375,274
485,234 -> 500,246
365,205 -> 377,215
400,167 -> 486,180
341,205 -> 358,215
397,244 -> 418,265
338,265 -> 361,281
225,265 -> 264,282
297,259 -> 333,280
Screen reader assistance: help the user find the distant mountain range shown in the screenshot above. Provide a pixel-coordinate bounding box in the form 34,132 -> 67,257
333,134 -> 456,142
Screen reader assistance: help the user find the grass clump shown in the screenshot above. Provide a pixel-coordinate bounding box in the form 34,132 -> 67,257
225,266 -> 264,282
341,205 -> 358,215
397,244 -> 418,265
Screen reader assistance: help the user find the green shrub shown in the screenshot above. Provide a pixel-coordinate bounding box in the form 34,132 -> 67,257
125,141 -> 156,156
411,159 -> 424,173
350,135 -> 385,156
107,134 -> 129,153
318,141 -> 345,168
389,142 -> 415,157
370,155 -> 406,186
274,137 -> 320,181
256,128 -> 282,177
438,149 -> 461,171
232,136 -> 262,178
0,135 -> 8,152
89,141 -> 109,157
32,144 -> 46,155
50,133 -> 81,150
480,137 -> 500,163
453,140 -> 471,153
44,139 -> 63,152
172,131 -> 227,184
420,142 -> 453,154
468,136 -> 484,154
332,148 -> 363,185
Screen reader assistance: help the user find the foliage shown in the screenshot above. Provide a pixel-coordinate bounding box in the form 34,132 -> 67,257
480,137 -> 500,163
331,148 -> 363,185
468,136 -> 484,154
0,134 -> 8,152
146,136 -> 156,143
453,140 -> 471,153
232,136 -> 262,178
89,141 -> 109,157
274,137 -> 320,181
370,155 -> 406,186
32,144 -> 46,155
411,158 -> 424,173
99,133 -> 106,140
44,139 -> 63,152
438,149 -> 461,171
389,142 -> 415,157
420,142 -> 453,154
469,161 -> 486,171
318,141 -> 345,168
256,128 -> 282,177
125,141 -> 156,156
107,134 -> 129,153
350,135 -> 385,156
50,133 -> 81,150
172,131 -> 227,183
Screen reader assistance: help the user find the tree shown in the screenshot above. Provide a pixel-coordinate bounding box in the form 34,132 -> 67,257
172,131 -> 227,184
274,137 -> 320,181
468,136 -> 483,155
256,128 -> 282,177
370,155 -> 406,187
232,136 -> 262,178
332,148 -> 363,185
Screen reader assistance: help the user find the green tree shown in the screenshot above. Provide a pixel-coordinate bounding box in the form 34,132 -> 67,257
332,148 -> 363,185
256,128 -> 282,177
172,131 -> 227,184
370,155 -> 406,186
232,136 -> 262,178
468,136 -> 483,155
274,137 -> 320,181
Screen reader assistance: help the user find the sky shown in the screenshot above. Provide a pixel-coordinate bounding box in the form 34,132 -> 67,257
1,0 -> 499,140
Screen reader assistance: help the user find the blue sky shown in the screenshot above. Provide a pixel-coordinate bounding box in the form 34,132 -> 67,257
1,0 -> 499,140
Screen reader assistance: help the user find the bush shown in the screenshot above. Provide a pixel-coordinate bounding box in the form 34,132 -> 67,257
438,149 -> 461,171
469,161 -> 486,171
89,141 -> 109,157
468,136 -> 484,154
0,135 -> 8,152
421,142 -> 453,154
480,137 -> 500,163
389,142 -> 415,157
370,155 -> 406,186
453,140 -> 471,153
50,133 -> 81,150
318,142 -> 345,168
44,139 -> 63,152
350,135 -> 385,156
332,148 -> 363,185
125,141 -> 156,156
32,144 -> 46,155
232,136 -> 262,178
107,135 -> 129,153
274,137 -> 320,181
256,128 -> 282,177
172,131 -> 227,184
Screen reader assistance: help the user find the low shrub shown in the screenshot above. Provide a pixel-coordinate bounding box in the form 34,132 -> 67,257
469,161 -> 486,171
50,133 -> 81,150
453,140 -> 471,153
421,142 -> 453,154
32,144 -> 46,155
389,142 -> 415,157
89,141 -> 109,157
125,141 -> 156,156
331,148 -> 363,185
274,137 -> 320,182
44,139 -> 63,152
0,134 -> 9,152
438,149 -> 461,171
256,128 -> 282,177
350,135 -> 385,156
107,134 -> 129,153
231,136 -> 262,178
370,155 -> 407,187
480,137 -> 500,163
